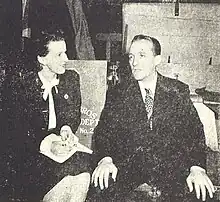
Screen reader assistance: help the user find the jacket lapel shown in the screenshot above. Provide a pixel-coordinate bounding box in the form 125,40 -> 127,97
122,74 -> 172,130
23,71 -> 48,128
152,73 -> 175,130
120,76 -> 149,131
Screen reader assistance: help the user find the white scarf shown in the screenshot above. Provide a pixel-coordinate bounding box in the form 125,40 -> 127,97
38,72 -> 59,130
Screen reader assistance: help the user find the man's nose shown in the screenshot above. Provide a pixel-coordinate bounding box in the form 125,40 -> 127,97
132,57 -> 138,67
63,53 -> 68,62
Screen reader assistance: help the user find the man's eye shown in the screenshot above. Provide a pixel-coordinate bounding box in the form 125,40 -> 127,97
140,54 -> 145,58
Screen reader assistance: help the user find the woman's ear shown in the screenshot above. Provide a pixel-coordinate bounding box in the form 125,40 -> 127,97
37,55 -> 45,65
154,55 -> 162,66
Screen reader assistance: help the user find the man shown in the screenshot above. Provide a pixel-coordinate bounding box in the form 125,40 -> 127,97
87,35 -> 215,201
1,30 -> 90,201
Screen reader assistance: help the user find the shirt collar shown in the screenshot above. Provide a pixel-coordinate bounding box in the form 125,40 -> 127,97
138,72 -> 157,100
38,71 -> 59,100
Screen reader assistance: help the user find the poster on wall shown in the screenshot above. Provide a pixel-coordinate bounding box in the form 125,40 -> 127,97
66,60 -> 107,148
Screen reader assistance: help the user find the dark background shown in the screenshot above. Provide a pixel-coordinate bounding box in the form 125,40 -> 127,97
0,0 -> 219,60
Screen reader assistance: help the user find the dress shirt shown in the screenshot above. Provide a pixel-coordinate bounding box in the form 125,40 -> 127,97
138,73 -> 157,119
138,73 -> 157,101
38,72 -> 59,130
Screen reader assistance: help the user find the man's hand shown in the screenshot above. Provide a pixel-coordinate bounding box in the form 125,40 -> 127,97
186,166 -> 215,201
92,157 -> 118,190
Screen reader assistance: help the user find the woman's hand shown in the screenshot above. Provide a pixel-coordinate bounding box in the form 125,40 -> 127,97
50,125 -> 79,156
60,125 -> 79,146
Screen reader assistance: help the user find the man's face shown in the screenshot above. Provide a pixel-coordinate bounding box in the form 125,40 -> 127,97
41,40 -> 68,75
129,39 -> 159,81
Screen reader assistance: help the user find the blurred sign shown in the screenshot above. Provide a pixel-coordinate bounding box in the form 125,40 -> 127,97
66,60 -> 107,148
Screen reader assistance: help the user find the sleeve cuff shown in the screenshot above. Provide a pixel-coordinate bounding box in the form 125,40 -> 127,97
190,166 -> 206,173
98,156 -> 113,165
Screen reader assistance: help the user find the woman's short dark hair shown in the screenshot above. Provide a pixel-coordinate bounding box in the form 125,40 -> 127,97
131,34 -> 161,56
34,29 -> 65,57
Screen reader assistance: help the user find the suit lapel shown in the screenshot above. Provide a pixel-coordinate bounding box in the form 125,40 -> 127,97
152,73 -> 174,129
24,71 -> 48,128
27,72 -> 44,105
120,77 -> 148,131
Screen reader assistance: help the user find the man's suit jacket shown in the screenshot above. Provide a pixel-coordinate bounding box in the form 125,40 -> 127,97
92,73 -> 206,191
2,67 -> 82,198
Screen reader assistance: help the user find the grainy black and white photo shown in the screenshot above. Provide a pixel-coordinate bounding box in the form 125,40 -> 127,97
0,0 -> 219,201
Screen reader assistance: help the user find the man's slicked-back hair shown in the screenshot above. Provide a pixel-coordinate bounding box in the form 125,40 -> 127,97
34,29 -> 65,57
131,34 -> 161,56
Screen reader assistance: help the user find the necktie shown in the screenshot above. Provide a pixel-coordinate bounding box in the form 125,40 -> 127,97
145,88 -> 153,117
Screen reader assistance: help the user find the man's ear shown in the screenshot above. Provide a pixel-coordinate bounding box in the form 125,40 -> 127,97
37,55 -> 45,65
154,55 -> 162,66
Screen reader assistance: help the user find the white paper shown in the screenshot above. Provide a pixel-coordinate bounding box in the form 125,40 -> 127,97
40,133 -> 93,163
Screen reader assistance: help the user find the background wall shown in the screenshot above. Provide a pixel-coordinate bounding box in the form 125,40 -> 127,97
123,3 -> 220,93
0,0 -> 21,53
